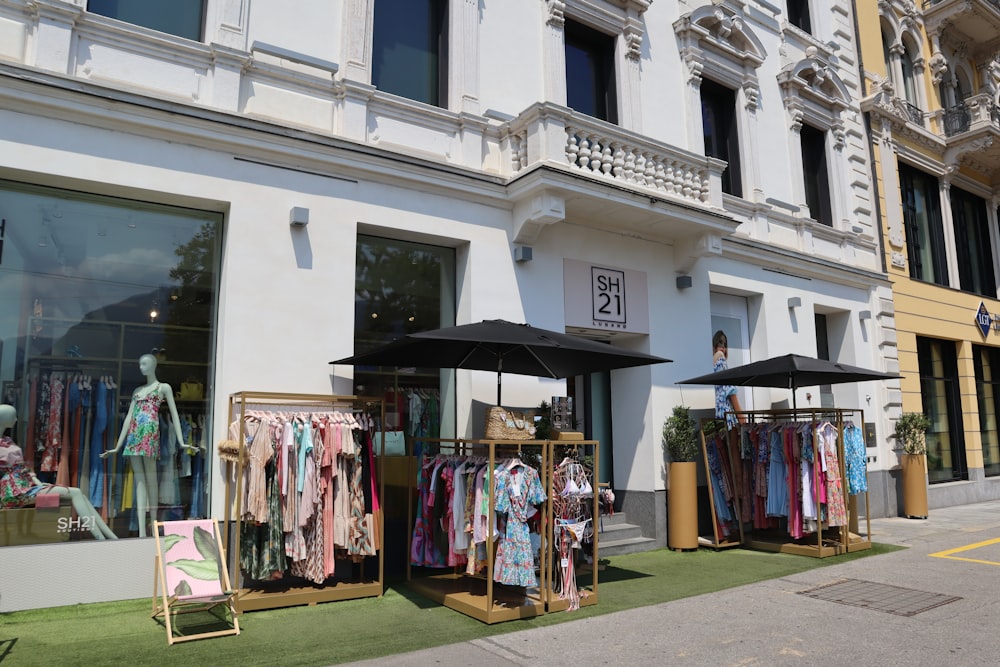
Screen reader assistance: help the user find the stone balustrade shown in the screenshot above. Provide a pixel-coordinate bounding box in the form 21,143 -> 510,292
504,103 -> 724,209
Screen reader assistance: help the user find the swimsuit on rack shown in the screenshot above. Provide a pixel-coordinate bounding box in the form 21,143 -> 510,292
123,383 -> 162,458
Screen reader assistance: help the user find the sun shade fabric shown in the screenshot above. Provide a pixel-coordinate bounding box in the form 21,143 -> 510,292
331,319 -> 670,379
676,353 -> 900,389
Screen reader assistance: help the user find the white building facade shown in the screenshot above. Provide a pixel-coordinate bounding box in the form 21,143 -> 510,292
0,0 -> 898,611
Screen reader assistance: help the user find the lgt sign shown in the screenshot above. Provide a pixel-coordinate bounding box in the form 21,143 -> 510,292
975,301 -> 992,338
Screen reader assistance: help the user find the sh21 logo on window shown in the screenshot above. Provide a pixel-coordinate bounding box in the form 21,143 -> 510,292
57,516 -> 98,533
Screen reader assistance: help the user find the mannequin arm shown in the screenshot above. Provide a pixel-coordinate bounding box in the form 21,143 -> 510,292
162,385 -> 199,452
101,399 -> 135,458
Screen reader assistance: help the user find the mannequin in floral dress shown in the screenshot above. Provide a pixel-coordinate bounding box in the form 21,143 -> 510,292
0,403 -> 116,539
102,354 -> 196,537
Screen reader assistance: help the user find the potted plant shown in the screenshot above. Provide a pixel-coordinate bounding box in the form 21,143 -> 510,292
895,412 -> 930,519
663,405 -> 699,550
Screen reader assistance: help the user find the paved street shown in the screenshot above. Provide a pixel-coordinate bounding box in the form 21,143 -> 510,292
345,501 -> 1000,666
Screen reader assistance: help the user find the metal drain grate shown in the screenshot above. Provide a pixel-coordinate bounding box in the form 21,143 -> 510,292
798,578 -> 961,617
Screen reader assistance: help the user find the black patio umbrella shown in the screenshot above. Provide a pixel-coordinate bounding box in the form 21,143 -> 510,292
331,319 -> 671,405
676,353 -> 900,410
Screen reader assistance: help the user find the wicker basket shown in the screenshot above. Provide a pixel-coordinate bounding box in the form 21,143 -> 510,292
484,406 -> 536,440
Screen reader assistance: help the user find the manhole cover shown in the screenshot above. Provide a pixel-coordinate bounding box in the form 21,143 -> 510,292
798,578 -> 961,617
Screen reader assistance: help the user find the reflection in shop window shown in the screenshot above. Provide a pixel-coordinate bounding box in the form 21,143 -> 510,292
974,345 -> 1000,477
354,235 -> 455,441
0,180 -> 222,544
917,336 -> 966,483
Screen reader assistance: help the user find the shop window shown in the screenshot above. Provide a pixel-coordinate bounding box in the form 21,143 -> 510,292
917,336 -> 967,483
87,0 -> 206,41
701,79 -> 742,198
565,19 -> 618,124
372,0 -> 448,107
974,345 -> 1000,477
899,163 -> 949,287
0,180 -> 222,544
353,235 -> 455,437
951,187 -> 996,298
800,124 -> 832,226
787,0 -> 812,34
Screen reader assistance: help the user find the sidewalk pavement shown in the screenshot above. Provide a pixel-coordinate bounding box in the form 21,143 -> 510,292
345,500 -> 1000,666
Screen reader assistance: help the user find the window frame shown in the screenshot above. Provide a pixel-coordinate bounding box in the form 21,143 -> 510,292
799,123 -> 833,226
950,186 -> 996,298
899,162 -> 949,286
564,18 -> 618,124
787,0 -> 812,34
86,0 -> 207,42
674,4 -> 766,201
700,78 -> 742,198
917,336 -> 967,483
371,0 -> 449,108
974,344 -> 1000,478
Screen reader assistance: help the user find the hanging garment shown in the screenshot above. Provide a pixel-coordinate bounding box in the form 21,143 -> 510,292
88,379 -> 109,507
844,423 -> 868,495
766,427 -> 789,518
493,464 -> 546,587
820,423 -> 848,527
40,375 -> 63,472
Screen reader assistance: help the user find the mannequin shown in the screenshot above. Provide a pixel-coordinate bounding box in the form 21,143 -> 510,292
0,403 -> 117,540
101,354 -> 198,537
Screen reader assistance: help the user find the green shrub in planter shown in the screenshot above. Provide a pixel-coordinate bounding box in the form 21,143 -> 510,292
895,412 -> 930,455
663,405 -> 699,463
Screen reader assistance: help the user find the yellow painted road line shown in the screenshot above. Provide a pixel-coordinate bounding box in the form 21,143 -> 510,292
929,537 -> 1000,566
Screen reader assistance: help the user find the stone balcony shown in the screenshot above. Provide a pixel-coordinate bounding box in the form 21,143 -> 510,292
500,103 -> 736,268
922,0 -> 1000,46
939,93 -> 1000,173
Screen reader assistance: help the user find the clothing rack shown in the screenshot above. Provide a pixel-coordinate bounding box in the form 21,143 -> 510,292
723,408 -> 871,558
224,391 -> 385,612
546,439 -> 600,612
699,419 -> 742,550
406,437 -> 549,624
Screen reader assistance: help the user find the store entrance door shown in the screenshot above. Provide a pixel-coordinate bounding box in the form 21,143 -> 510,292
584,370 -> 613,486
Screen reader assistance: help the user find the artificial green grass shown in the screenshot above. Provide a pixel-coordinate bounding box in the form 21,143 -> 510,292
0,543 -> 902,666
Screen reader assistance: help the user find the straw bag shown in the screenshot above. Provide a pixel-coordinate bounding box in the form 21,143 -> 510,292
485,406 -> 536,440
216,439 -> 247,465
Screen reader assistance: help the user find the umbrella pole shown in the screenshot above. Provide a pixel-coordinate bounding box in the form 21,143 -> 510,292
497,371 -> 501,406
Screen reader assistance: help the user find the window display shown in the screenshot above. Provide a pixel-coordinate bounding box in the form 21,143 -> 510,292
353,235 -> 455,437
0,180 -> 222,544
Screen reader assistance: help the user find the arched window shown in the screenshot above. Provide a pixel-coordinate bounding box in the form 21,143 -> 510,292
881,26 -> 893,82
901,41 -> 919,106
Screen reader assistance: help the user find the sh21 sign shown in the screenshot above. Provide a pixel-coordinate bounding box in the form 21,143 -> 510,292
592,267 -> 626,328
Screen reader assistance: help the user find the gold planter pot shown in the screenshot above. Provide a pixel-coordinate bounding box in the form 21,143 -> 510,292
901,453 -> 929,519
668,461 -> 699,550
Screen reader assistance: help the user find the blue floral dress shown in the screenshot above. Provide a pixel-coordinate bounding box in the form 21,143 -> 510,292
493,464 -> 545,587
713,357 -> 739,430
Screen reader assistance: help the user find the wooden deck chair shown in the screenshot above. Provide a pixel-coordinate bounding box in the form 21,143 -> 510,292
152,519 -> 240,644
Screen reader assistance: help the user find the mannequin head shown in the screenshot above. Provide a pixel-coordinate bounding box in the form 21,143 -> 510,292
138,353 -> 158,377
0,403 -> 16,432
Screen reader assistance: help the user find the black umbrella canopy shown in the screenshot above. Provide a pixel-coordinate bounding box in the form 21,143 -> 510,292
676,353 -> 900,409
331,319 -> 671,404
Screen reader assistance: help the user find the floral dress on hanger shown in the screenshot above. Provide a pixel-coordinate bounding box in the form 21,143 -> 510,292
493,463 -> 545,587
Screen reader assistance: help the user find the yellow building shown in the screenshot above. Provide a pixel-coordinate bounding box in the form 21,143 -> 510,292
859,0 -> 1000,510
